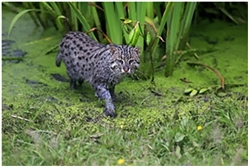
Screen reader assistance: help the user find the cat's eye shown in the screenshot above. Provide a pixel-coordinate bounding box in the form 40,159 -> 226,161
128,59 -> 134,64
117,59 -> 124,64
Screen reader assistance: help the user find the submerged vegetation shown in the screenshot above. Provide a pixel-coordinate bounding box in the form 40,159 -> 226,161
2,2 -> 248,165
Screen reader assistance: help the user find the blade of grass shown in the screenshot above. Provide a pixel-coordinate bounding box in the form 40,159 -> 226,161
165,2 -> 184,77
56,15 -> 67,32
41,2 -> 57,16
148,2 -> 173,82
40,2 -> 65,30
103,2 -> 122,44
22,2 -> 40,27
155,2 -> 173,44
68,2 -> 96,40
39,2 -> 49,28
154,2 -> 163,23
178,2 -> 197,49
49,2 -> 62,15
3,2 -> 22,13
183,2 -> 197,32
8,9 -> 50,36
90,2 -> 103,41
136,2 -> 146,51
116,2 -> 134,45
69,2 -> 78,31
170,2 -> 184,52
146,2 -> 154,19
150,2 -> 173,58
128,2 -> 136,21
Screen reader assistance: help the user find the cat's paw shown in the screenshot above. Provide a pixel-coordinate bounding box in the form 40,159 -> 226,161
104,104 -> 117,118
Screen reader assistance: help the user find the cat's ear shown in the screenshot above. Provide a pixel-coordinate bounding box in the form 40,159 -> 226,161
134,46 -> 140,54
110,47 -> 116,55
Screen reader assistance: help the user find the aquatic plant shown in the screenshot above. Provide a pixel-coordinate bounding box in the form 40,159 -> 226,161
5,2 -> 197,77
4,2 -> 246,81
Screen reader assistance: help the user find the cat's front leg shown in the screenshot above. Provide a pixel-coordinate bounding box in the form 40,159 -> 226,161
108,85 -> 118,102
93,83 -> 117,117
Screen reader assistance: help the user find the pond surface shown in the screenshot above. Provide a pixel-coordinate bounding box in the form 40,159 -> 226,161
2,4 -> 248,122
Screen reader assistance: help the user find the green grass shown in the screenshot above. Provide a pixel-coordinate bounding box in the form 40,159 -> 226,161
2,76 -> 248,165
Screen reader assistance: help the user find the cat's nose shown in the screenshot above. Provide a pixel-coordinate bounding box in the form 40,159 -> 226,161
123,66 -> 129,73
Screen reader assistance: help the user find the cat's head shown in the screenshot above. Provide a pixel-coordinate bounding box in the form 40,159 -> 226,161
110,45 -> 140,74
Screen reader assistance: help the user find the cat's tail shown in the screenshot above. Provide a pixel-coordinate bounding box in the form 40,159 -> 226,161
56,52 -> 62,67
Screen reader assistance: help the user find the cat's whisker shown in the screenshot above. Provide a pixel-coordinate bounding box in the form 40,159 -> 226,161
133,69 -> 148,80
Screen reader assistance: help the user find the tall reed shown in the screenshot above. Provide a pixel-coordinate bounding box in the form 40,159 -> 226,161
6,2 -> 197,79
165,2 -> 197,77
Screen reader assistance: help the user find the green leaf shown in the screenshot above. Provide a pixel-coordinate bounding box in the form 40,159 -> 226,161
165,2 -> 197,77
123,19 -> 132,24
158,2 -> 173,38
199,88 -> 209,94
55,15 -> 66,32
192,141 -> 200,148
184,88 -> 193,94
68,2 -> 97,41
146,32 -> 152,46
129,22 -> 140,46
41,2 -> 55,14
175,145 -> 182,159
189,89 -> 198,97
49,2 -> 62,15
8,9 -> 45,36
217,92 -> 227,97
103,2 -> 122,44
175,132 -> 185,142
91,2 -> 102,41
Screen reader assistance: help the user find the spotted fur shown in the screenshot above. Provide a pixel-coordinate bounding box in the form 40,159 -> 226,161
56,31 -> 140,117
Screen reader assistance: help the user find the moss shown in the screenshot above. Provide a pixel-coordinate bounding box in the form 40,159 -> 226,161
3,19 -> 248,128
